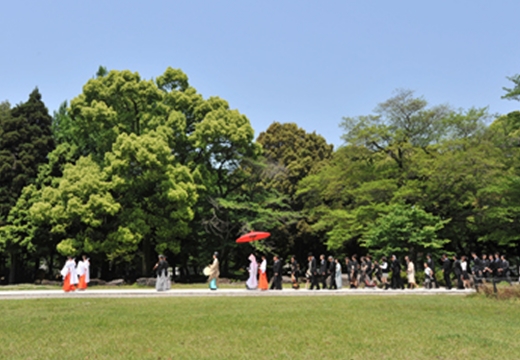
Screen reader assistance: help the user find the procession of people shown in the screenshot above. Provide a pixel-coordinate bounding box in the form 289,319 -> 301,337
233,252 -> 516,292
60,250 -> 515,292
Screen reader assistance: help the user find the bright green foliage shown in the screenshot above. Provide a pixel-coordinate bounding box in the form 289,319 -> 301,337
361,204 -> 450,259
299,90 -> 495,259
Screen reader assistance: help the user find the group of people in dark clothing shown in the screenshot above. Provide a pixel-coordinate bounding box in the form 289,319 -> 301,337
428,252 -> 514,290
303,253 -> 406,290
291,252 -> 515,290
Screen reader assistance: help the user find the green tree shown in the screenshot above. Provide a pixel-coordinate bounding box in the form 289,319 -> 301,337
361,204 -> 450,260
0,89 -> 54,283
256,122 -> 333,260
502,74 -> 520,101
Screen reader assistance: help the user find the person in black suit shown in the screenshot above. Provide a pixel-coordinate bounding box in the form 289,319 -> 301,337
307,253 -> 319,290
327,256 -> 337,289
441,254 -> 452,290
319,254 -> 328,290
391,255 -> 403,290
500,255 -> 512,285
426,253 -> 438,288
350,255 -> 359,288
482,254 -> 490,281
452,255 -> 463,290
290,256 -> 300,289
270,255 -> 282,290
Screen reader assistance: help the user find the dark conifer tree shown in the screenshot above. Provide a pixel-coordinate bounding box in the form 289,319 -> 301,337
0,88 -> 54,283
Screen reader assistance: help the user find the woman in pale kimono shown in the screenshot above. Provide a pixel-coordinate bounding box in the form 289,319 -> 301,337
246,254 -> 258,290
60,256 -> 78,292
258,255 -> 268,291
153,255 -> 170,291
335,258 -> 342,289
76,255 -> 90,290
208,252 -> 220,290
405,256 -> 416,289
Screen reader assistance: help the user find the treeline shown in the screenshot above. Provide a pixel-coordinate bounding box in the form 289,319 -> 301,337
1,67 -> 519,284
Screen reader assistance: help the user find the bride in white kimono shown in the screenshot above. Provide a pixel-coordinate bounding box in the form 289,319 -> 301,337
246,254 -> 258,290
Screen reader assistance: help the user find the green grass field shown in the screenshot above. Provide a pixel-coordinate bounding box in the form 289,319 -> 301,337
1,295 -> 519,360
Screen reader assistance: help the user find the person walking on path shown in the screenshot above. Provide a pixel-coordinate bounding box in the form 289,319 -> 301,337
76,255 -> 90,291
290,256 -> 300,289
60,256 -> 78,292
258,255 -> 269,291
405,256 -> 416,289
153,255 -> 170,291
246,254 -> 258,290
380,256 -> 390,290
335,258 -> 342,289
426,253 -> 438,288
460,255 -> 471,289
328,256 -> 337,289
453,255 -> 463,289
307,253 -> 319,290
319,254 -> 327,289
424,262 -> 433,289
270,255 -> 283,290
441,254 -> 452,290
391,255 -> 403,290
208,252 -> 220,290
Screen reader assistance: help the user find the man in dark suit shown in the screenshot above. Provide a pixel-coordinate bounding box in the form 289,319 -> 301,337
426,253 -> 438,288
452,255 -> 463,289
482,254 -> 491,281
327,256 -> 337,289
441,254 -> 452,290
307,253 -> 319,290
270,255 -> 283,290
471,252 -> 483,285
391,255 -> 403,290
319,254 -> 328,290
500,255 -> 512,285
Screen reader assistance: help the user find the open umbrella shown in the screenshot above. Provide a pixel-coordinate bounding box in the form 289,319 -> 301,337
236,231 -> 271,243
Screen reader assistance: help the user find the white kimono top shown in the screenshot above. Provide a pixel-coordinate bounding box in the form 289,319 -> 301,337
77,260 -> 90,283
61,259 -> 79,284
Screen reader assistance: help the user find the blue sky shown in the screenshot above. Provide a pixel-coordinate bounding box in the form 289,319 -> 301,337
1,1 -> 519,147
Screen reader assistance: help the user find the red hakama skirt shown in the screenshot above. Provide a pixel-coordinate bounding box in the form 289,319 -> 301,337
78,274 -> 88,290
258,270 -> 268,290
63,273 -> 76,292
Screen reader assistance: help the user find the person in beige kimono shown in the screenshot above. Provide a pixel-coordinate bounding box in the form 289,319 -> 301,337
405,256 -> 416,289
208,252 -> 220,290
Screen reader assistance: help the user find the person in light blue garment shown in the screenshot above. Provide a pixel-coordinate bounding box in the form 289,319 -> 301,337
208,252 -> 219,290
335,258 -> 342,289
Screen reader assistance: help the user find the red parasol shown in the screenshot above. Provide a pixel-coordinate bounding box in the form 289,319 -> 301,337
236,231 -> 271,243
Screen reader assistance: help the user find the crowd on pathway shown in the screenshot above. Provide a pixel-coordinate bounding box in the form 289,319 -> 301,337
59,251 -> 516,292
207,251 -> 517,291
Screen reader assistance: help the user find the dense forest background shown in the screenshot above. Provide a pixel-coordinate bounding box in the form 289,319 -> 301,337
1,67 -> 519,284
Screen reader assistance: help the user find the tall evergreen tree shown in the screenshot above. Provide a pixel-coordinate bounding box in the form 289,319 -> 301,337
0,89 -> 55,283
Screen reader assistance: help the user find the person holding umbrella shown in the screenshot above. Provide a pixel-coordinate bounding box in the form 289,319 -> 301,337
208,252 -> 220,290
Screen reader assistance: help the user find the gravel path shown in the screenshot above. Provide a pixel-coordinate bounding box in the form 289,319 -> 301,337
0,287 -> 474,300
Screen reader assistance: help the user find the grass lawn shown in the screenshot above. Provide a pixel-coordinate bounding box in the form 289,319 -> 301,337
1,295 -> 519,360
